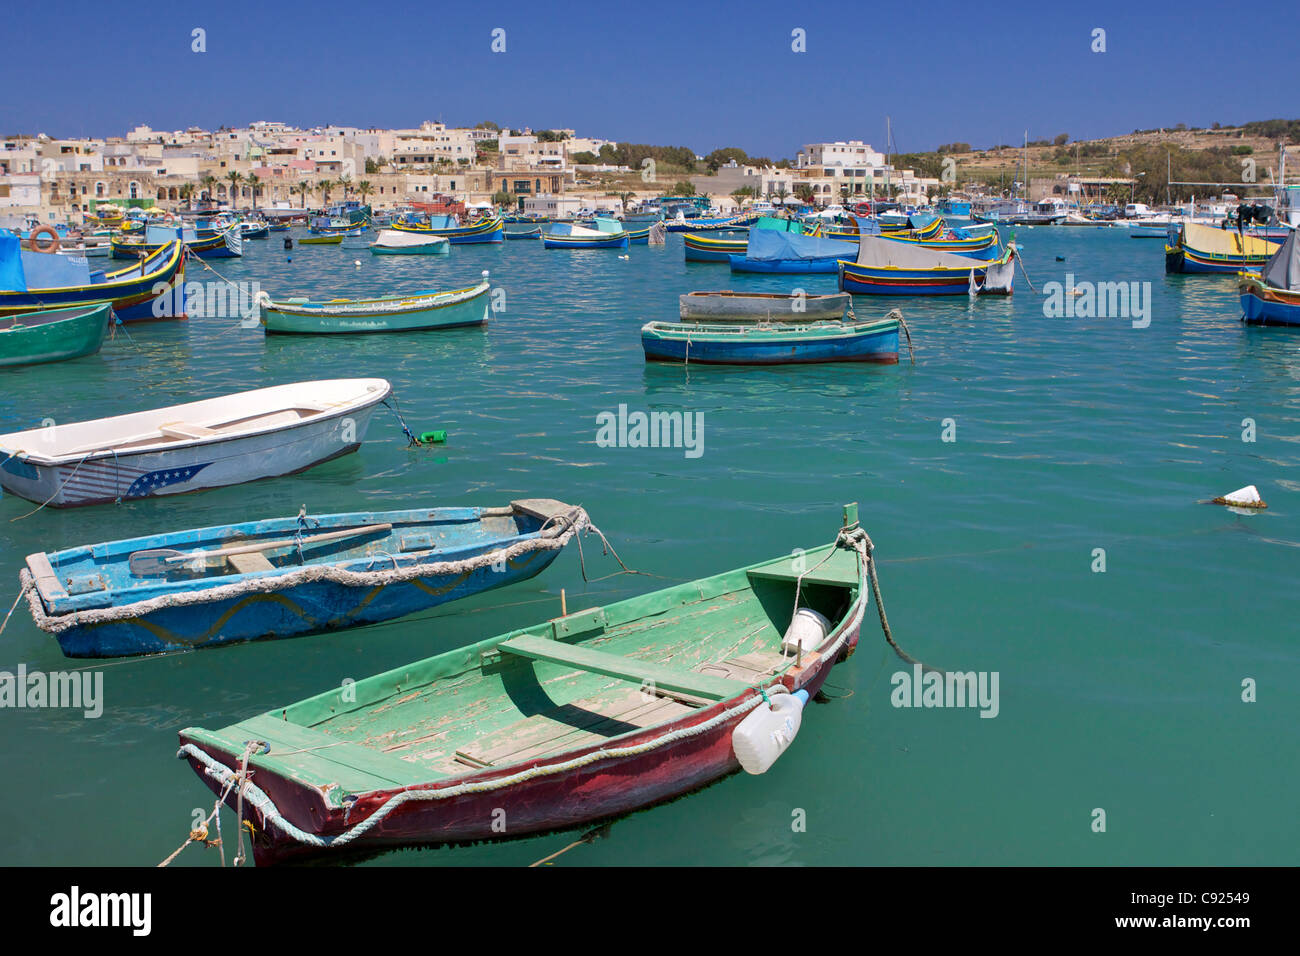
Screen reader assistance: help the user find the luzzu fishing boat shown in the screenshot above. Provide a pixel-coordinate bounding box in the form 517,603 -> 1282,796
259,274 -> 491,334
0,378 -> 390,508
0,235 -> 185,321
111,223 -> 242,259
642,314 -> 900,365
176,505 -> 874,865
0,303 -> 114,367
838,235 -> 1015,295
390,216 -> 505,244
684,233 -> 748,262
23,499 -> 590,658
1239,229 -> 1300,326
298,234 -> 342,245
1165,222 -> 1281,274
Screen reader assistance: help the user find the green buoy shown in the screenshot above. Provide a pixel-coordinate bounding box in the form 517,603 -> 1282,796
419,430 -> 447,444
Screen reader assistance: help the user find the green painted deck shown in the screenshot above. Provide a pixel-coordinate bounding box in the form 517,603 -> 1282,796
185,544 -> 861,797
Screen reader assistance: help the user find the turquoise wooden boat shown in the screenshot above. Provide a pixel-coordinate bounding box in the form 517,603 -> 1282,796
260,274 -> 491,334
176,504 -> 871,865
0,303 -> 113,367
642,314 -> 900,365
23,499 -> 588,657
543,221 -> 629,249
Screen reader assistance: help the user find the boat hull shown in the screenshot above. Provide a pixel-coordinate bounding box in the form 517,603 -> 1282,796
684,235 -> 746,262
0,386 -> 386,507
839,259 -> 1009,295
642,320 -> 899,365
542,233 -> 629,249
0,242 -> 186,322
178,540 -> 863,864
261,281 -> 490,334
0,304 -> 112,367
369,243 -> 450,255
1240,277 -> 1300,326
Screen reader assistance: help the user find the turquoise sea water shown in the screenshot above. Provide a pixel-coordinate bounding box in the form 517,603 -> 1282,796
1,227 -> 1296,866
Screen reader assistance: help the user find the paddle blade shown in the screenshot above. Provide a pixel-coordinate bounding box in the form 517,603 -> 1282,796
128,549 -> 189,576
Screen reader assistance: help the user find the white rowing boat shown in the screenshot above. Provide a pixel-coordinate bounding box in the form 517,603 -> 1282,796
0,378 -> 391,507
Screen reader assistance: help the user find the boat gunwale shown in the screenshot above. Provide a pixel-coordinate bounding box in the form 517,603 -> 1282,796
263,280 -> 489,316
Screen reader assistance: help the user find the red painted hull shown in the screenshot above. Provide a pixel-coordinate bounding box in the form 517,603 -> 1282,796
180,616 -> 861,865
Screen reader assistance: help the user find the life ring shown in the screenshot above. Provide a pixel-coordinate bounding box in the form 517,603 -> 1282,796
29,226 -> 60,253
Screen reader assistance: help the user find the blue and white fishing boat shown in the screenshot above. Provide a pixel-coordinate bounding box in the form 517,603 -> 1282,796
21,499 -> 591,657
0,379 -> 390,507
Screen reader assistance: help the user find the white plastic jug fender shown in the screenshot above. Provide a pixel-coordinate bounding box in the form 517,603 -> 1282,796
782,607 -> 830,654
732,689 -> 811,775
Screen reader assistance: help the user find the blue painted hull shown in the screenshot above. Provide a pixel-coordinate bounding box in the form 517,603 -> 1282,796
1241,284 -> 1300,327
642,323 -> 899,365
29,503 -> 580,657
543,234 -> 629,249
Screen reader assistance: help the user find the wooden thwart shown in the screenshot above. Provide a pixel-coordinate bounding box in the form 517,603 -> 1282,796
498,634 -> 750,701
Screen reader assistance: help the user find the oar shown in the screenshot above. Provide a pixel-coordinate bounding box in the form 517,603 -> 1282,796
129,523 -> 393,576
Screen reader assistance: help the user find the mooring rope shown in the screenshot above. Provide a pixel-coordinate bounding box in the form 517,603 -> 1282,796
0,581 -> 31,639
7,451 -> 94,522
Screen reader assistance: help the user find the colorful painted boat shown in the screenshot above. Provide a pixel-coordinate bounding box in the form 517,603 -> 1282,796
642,315 -> 899,365
0,303 -> 113,367
239,221 -> 270,239
1239,229 -> 1300,326
684,233 -> 748,262
838,236 -> 1015,296
391,216 -> 505,244
0,236 -> 185,322
728,229 -> 860,274
298,234 -> 343,245
369,229 -> 451,256
1165,222 -> 1281,274
543,221 -> 629,249
679,291 -> 849,323
0,378 -> 390,508
176,504 -> 870,865
260,276 -> 491,334
504,226 -> 542,240
112,224 -> 241,259
625,225 -> 652,245
23,499 -> 589,658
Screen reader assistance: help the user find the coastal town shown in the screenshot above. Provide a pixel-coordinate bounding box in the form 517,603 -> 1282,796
0,120 -> 956,225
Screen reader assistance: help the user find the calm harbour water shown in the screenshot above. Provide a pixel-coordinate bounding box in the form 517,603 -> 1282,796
1,226 -> 1296,866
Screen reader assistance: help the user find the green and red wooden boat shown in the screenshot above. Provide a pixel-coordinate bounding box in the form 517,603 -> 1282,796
178,505 -> 873,864
0,303 -> 113,367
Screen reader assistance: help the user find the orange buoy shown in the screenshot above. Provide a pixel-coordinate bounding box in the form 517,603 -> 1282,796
29,225 -> 61,254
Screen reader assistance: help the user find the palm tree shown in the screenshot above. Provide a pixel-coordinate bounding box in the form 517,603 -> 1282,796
774,184 -> 789,209
178,183 -> 194,210
317,179 -> 334,205
356,180 -> 373,207
295,180 -> 312,210
199,175 -> 218,203
338,175 -> 353,200
225,171 -> 243,210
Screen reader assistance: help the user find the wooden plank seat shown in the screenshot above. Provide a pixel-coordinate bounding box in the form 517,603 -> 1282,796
226,551 -> 275,574
746,547 -> 860,588
157,421 -> 219,440
498,634 -> 751,701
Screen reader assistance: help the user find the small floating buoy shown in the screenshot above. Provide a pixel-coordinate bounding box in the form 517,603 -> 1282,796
418,430 -> 447,444
1212,484 -> 1267,509
283,237 -> 293,250
354,260 -> 361,267
1055,256 -> 1065,261
618,254 -> 629,260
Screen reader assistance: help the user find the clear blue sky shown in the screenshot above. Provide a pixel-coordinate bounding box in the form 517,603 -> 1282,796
2,0 -> 1294,158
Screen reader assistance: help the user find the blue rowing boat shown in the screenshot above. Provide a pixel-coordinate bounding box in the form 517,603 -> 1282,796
22,499 -> 590,658
641,314 -> 900,365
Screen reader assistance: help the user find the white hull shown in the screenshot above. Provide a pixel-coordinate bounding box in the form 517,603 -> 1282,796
0,379 -> 389,507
